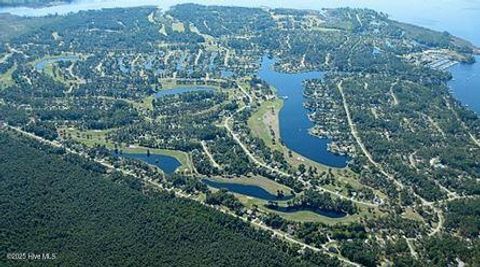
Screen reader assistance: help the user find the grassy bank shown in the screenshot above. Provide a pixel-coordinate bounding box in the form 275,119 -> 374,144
61,128 -> 193,173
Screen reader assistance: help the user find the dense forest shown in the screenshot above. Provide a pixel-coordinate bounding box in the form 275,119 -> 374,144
0,131 -> 339,266
445,198 -> 480,238
0,3 -> 479,266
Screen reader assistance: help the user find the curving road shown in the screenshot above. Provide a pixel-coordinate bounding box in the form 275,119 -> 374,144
224,84 -> 379,208
201,140 -> 222,170
5,124 -> 361,267
337,80 -> 449,236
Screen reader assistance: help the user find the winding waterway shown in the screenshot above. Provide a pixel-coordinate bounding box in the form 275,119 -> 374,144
35,55 -> 79,71
1,0 -> 478,206
259,56 -> 348,168
202,179 -> 294,201
202,178 -> 346,218
2,0 -> 477,113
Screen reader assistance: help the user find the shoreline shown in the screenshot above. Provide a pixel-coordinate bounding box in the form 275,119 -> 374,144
447,55 -> 480,115
0,0 -> 70,9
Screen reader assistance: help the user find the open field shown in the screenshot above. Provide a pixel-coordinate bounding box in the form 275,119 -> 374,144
247,97 -> 388,201
208,175 -> 294,195
43,63 -> 69,84
141,95 -> 155,110
402,207 -> 425,222
247,97 -> 333,172
205,176 -> 381,225
0,64 -> 15,89
171,22 -> 185,32
247,98 -> 283,149
238,192 -> 381,225
62,128 -> 193,173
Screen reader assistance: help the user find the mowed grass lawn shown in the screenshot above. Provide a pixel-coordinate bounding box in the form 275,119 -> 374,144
247,98 -> 330,171
171,22 -> 185,32
236,191 -> 374,225
61,128 -> 194,173
247,98 -> 283,149
246,96 -> 388,211
208,175 -> 294,196
0,64 -> 15,89
206,176 -> 381,225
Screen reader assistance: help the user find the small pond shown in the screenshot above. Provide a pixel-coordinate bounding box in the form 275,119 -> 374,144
35,55 -> 79,71
202,179 -> 294,201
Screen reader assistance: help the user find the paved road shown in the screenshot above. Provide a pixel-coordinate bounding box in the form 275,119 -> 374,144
338,81 -> 405,191
224,84 -> 379,208
201,140 -> 222,169
3,125 -> 361,266
444,96 -> 480,148
337,80 -> 448,236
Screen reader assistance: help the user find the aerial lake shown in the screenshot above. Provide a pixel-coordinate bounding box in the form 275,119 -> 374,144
35,55 -> 79,71
114,152 -> 181,174
202,178 -> 346,218
202,178 -> 294,201
2,0 -> 477,113
1,0 -> 478,172
259,56 -> 349,168
448,56 -> 480,114
1,0 -> 476,222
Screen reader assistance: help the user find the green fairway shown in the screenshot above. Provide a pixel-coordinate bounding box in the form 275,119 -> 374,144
62,128 -> 194,173
207,175 -> 294,195
247,98 -> 283,149
0,64 -> 15,89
